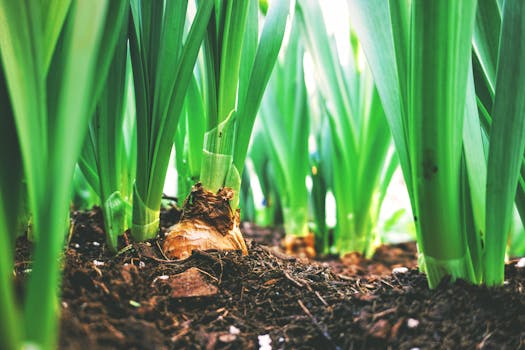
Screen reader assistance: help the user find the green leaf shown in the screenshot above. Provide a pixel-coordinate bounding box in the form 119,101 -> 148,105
484,0 -> 525,285
232,0 -> 290,172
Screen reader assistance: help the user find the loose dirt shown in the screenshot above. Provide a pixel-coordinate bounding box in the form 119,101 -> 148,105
13,206 -> 525,349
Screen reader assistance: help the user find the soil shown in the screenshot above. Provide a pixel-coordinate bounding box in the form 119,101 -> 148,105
13,206 -> 525,350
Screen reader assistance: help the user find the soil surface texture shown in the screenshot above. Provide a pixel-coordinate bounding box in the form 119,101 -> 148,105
13,206 -> 525,349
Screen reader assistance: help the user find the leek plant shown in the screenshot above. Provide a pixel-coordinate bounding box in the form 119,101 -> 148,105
78,6 -> 132,252
349,0 -> 525,287
298,0 -> 398,257
242,128 -> 282,227
259,14 -> 313,255
129,0 -> 213,241
0,1 -> 128,348
163,0 -> 290,259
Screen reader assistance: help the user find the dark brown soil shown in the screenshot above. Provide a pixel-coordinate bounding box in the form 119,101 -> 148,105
13,207 -> 525,349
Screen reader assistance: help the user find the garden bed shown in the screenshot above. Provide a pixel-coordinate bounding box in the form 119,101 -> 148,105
14,207 -> 525,349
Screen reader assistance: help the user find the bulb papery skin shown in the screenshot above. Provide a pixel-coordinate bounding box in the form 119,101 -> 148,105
163,183 -> 248,259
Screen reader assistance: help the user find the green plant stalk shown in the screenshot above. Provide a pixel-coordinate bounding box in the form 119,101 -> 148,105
310,114 -> 332,254
348,0 -> 486,287
0,63 -> 23,350
242,152 -> 276,226
298,0 -> 397,256
129,0 -> 213,240
484,0 -> 525,285
122,74 -> 137,230
0,1 -> 128,347
79,7 -> 130,252
0,203 -> 21,350
200,0 -> 250,196
259,15 -> 310,239
199,0 -> 290,208
408,0 -> 478,287
175,75 -> 206,201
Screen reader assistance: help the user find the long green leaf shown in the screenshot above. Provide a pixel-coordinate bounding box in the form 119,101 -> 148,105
484,0 -> 525,285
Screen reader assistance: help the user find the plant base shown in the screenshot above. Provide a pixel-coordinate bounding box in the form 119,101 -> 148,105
283,233 -> 316,258
163,183 -> 248,259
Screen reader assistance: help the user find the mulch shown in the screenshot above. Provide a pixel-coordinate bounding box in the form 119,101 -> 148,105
13,206 -> 525,349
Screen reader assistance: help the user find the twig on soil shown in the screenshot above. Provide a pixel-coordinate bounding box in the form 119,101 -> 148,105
315,291 -> 329,307
379,279 -> 394,289
297,300 -> 339,349
260,245 -> 297,261
92,265 -> 103,277
283,270 -> 304,288
156,240 -> 170,260
372,307 -> 396,320
193,267 -> 219,282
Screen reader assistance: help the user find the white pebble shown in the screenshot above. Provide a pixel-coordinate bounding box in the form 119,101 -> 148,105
139,261 -> 145,268
407,318 -> 419,328
229,325 -> 240,335
152,275 -> 169,284
392,267 -> 409,274
516,258 -> 525,268
73,243 -> 80,249
258,334 -> 272,350
92,241 -> 100,247
93,260 -> 105,266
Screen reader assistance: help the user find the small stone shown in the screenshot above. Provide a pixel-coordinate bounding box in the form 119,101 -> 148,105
229,325 -> 240,335
392,267 -> 409,274
219,334 -> 236,343
93,260 -> 105,266
407,318 -> 419,328
138,261 -> 145,268
73,243 -> 80,249
516,258 -> 525,268
92,241 -> 100,247
129,300 -> 141,307
152,275 -> 170,284
258,334 -> 272,350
